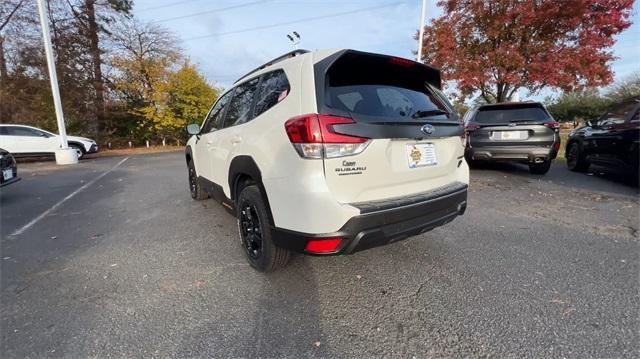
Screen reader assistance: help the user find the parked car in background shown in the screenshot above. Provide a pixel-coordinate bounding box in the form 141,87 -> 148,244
463,102 -> 560,174
566,97 -> 639,177
0,148 -> 20,187
0,124 -> 98,159
185,49 -> 469,271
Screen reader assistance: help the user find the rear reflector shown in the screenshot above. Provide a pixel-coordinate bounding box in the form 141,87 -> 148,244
304,238 -> 342,254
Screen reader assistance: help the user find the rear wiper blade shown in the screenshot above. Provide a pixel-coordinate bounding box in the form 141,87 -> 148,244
411,109 -> 448,119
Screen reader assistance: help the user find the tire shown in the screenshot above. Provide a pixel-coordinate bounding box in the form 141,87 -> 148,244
70,144 -> 85,160
187,160 -> 208,200
237,185 -> 290,272
529,160 -> 552,175
566,142 -> 590,172
464,152 -> 478,168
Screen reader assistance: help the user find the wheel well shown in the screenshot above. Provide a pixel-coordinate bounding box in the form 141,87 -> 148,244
185,147 -> 193,164
68,142 -> 85,152
232,173 -> 255,203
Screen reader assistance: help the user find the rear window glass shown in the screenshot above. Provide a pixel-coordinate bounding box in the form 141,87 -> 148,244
324,54 -> 448,122
473,106 -> 550,124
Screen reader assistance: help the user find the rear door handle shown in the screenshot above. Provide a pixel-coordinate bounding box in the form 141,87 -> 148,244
231,136 -> 242,144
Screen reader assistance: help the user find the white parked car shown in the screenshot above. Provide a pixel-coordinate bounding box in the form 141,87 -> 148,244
185,49 -> 469,271
0,124 -> 98,159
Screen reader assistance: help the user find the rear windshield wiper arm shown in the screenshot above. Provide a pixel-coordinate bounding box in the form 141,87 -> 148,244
411,109 -> 448,119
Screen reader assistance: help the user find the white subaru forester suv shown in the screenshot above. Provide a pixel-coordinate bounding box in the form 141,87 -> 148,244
185,49 -> 469,271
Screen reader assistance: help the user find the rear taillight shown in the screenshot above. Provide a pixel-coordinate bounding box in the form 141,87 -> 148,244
304,237 -> 342,254
463,124 -> 480,148
285,114 -> 370,159
544,121 -> 560,130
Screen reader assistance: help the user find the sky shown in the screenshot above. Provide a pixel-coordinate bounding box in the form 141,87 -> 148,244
132,0 -> 640,100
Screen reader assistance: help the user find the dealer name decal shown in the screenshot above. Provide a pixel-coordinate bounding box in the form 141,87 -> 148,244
335,160 -> 367,176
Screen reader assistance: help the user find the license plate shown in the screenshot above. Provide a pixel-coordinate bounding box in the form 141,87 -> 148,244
493,131 -> 527,140
3,169 -> 13,180
406,143 -> 437,168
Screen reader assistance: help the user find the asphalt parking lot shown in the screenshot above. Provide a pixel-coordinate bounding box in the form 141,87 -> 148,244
1,152 -> 638,358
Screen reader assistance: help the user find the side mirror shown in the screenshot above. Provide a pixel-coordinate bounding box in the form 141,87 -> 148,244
186,124 -> 200,135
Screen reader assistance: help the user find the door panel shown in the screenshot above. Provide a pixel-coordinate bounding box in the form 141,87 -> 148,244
589,102 -> 637,160
5,127 -> 58,154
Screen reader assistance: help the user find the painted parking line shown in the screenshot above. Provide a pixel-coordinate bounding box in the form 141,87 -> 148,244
10,157 -> 130,237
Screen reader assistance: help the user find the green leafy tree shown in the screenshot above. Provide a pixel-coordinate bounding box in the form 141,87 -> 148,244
138,62 -> 219,142
546,89 -> 610,125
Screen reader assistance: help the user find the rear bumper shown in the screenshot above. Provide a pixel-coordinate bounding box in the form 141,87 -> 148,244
271,182 -> 468,255
0,167 -> 20,187
466,146 -> 557,162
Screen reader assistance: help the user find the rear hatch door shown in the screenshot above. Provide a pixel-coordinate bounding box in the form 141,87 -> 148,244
315,51 -> 465,204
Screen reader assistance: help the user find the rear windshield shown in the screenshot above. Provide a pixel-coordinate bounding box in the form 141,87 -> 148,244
474,105 -> 550,124
324,53 -> 450,122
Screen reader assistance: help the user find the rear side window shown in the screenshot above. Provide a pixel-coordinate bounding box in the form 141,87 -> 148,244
254,70 -> 289,117
225,78 -> 260,127
202,90 -> 233,133
5,127 -> 42,136
0,127 -> 8,135
324,53 -> 448,122
473,105 -> 550,124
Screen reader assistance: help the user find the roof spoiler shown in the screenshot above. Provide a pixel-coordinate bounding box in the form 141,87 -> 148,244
234,49 -> 309,84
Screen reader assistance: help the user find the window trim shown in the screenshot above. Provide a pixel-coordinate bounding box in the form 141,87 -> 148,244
223,76 -> 261,129
200,88 -> 235,134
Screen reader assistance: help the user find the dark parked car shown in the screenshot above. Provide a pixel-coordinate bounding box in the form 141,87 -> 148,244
463,102 -> 560,174
0,148 -> 20,187
566,97 -> 639,177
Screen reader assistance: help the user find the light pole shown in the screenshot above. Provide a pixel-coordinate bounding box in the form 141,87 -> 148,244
36,0 -> 77,164
417,0 -> 427,62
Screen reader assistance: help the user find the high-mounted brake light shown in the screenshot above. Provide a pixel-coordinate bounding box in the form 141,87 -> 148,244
389,57 -> 415,67
285,114 -> 370,159
304,237 -> 342,254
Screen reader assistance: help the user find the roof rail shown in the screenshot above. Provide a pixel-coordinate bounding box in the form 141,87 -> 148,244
234,49 -> 309,84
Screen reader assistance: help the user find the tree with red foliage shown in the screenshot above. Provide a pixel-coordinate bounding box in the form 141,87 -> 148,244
419,0 -> 634,103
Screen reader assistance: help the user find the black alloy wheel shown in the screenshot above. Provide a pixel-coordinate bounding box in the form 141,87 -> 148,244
239,200 -> 263,260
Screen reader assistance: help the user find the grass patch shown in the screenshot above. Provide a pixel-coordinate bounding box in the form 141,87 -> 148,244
87,146 -> 184,158
557,131 -> 569,160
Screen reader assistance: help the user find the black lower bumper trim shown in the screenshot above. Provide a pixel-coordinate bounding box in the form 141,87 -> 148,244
467,146 -> 557,162
271,184 -> 468,255
0,176 -> 21,187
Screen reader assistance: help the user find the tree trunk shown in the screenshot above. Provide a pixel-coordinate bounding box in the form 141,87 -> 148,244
85,0 -> 104,136
0,35 -> 7,81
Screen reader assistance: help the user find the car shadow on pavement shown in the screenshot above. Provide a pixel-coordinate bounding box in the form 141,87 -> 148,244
472,161 -> 639,197
173,254 -> 330,358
